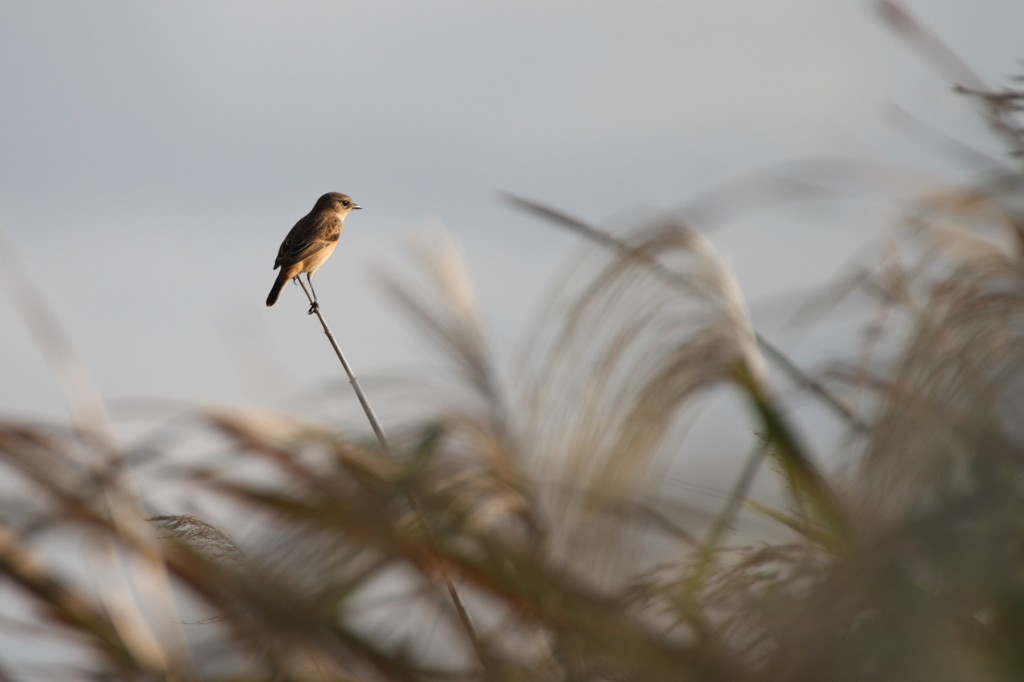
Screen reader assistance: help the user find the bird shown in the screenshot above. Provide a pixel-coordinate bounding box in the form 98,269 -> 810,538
266,192 -> 361,312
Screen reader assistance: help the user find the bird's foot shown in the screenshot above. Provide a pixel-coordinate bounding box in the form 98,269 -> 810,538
307,301 -> 320,315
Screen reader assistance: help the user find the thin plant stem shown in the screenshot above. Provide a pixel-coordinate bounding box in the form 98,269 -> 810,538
296,279 -> 390,450
293,278 -> 492,674
686,441 -> 766,592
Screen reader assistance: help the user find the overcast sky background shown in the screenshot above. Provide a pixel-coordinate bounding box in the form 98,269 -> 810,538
1,1 -> 1022,449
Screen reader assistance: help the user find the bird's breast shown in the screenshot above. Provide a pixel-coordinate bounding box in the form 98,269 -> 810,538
302,240 -> 339,273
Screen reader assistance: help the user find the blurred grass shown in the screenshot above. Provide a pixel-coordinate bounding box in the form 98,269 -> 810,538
2,6 -> 1024,680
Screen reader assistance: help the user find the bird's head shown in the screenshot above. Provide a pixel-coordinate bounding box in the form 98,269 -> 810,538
316,192 -> 362,216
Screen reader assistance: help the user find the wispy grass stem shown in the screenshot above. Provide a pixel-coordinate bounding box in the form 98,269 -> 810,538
293,278 -> 491,674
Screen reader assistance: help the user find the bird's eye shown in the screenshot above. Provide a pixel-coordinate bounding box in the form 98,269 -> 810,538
342,200 -> 350,207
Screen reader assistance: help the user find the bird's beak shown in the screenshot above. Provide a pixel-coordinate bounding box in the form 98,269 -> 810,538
353,204 -> 363,210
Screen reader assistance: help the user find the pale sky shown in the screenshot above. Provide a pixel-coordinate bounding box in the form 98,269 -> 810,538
1,0 -> 1022,428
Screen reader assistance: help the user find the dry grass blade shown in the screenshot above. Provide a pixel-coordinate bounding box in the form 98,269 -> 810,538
0,229 -> 114,450
879,0 -> 1024,157
505,193 -> 864,432
380,240 -> 541,541
0,519 -> 171,678
508,196 -> 852,557
380,239 -> 510,442
851,192 -> 1024,527
877,0 -> 987,91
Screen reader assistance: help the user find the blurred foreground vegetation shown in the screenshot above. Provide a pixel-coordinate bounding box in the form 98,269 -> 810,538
3,10 -> 1024,682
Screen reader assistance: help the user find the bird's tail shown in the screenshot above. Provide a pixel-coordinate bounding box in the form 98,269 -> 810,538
266,270 -> 289,307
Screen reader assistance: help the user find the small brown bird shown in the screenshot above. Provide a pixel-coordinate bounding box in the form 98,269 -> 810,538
266,192 -> 361,312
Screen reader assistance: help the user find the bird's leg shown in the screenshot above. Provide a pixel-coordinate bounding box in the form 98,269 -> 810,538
306,273 -> 320,314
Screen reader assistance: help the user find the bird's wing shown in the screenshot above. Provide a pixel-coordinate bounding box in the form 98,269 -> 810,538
273,214 -> 340,268
274,236 -> 332,268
